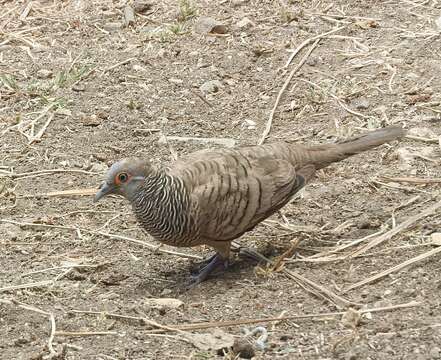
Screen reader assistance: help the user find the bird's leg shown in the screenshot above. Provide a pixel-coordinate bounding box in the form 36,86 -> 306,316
187,241 -> 231,287
190,253 -> 218,275
189,253 -> 229,286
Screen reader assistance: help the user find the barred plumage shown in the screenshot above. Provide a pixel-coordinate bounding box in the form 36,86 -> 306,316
94,125 -> 406,284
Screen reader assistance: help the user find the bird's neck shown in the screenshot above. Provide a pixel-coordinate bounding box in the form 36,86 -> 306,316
130,170 -> 171,202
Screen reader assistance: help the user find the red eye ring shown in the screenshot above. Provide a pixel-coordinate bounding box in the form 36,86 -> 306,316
116,172 -> 129,184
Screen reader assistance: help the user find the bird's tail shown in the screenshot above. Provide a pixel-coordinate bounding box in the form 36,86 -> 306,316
303,125 -> 406,170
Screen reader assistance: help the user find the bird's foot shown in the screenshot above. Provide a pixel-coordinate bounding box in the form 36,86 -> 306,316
190,253 -> 218,275
186,254 -> 228,288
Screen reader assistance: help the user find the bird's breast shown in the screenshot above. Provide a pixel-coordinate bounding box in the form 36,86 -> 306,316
131,184 -> 201,247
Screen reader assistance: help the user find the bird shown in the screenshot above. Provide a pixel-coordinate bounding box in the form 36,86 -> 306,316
94,125 -> 405,285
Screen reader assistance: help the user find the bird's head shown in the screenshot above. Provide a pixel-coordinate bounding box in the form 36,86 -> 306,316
94,158 -> 153,203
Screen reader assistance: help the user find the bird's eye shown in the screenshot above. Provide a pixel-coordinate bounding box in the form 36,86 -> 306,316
117,172 -> 129,183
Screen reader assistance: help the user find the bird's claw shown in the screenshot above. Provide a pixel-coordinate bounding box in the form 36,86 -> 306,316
186,254 -> 228,288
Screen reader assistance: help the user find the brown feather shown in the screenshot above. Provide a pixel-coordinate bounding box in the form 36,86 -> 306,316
100,126 -> 405,264
168,125 -> 405,254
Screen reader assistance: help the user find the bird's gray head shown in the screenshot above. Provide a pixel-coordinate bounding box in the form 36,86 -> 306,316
93,158 -> 154,203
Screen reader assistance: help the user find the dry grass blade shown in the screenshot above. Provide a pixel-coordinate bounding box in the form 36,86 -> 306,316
271,238 -> 301,271
283,268 -> 359,308
0,169 -> 99,179
2,102 -> 57,141
0,280 -> 53,293
405,135 -> 439,143
28,112 -> 55,144
22,263 -> 104,277
69,309 -> 177,332
379,176 -> 441,184
101,58 -> 135,75
238,246 -> 355,308
55,331 -> 119,337
284,26 -> 346,67
296,78 -> 368,119
305,228 -> 387,261
0,219 -> 203,260
344,245 -> 441,293
259,38 -> 321,145
20,188 -> 97,198
94,231 -> 203,260
144,301 -> 420,333
350,200 -> 441,257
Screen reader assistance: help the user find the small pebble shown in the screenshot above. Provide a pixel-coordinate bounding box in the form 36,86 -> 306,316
383,289 -> 393,296
36,69 -> 53,79
104,22 -> 123,31
196,58 -> 210,69
354,97 -> 370,110
235,17 -> 255,29
72,84 -> 86,92
200,80 -> 222,94
124,5 -> 135,27
194,17 -> 227,34
160,288 -> 172,296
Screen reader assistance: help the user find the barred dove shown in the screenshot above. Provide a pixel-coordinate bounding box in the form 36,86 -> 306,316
94,126 -> 405,284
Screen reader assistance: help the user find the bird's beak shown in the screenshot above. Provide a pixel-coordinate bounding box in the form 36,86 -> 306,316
94,182 -> 114,203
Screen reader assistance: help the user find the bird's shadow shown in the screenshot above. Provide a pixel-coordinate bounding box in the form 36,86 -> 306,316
153,245 -> 281,293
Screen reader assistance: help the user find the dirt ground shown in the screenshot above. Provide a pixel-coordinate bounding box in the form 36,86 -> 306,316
1,0 -> 441,359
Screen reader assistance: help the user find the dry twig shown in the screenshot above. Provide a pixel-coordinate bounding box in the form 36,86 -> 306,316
258,38 -> 321,145
101,58 -> 135,76
237,246 -> 355,308
20,188 -> 97,198
379,176 -> 441,185
0,219 -> 202,260
0,280 -> 53,293
344,245 -> 441,292
144,301 -> 420,333
284,26 -> 345,67
350,200 -> 441,257
0,169 -> 99,180
55,331 -> 119,337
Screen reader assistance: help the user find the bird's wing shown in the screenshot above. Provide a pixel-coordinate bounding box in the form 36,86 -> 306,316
170,151 -> 315,241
